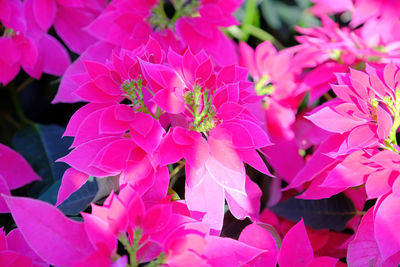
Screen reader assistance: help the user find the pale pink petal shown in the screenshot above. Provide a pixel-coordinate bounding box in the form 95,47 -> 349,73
182,134 -> 209,169
3,195 -> 95,266
185,173 -> 225,231
225,176 -> 261,220
204,236 -> 264,266
152,89 -> 185,114
205,155 -> 245,194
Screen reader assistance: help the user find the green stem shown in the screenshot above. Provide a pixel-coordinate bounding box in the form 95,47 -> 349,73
169,161 -> 185,188
389,115 -> 400,145
9,86 -> 33,126
246,24 -> 275,42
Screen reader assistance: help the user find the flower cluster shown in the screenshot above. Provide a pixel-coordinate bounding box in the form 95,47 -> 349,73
2,0 -> 400,266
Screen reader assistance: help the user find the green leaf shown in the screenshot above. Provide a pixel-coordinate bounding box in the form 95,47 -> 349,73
12,124 -> 72,196
270,193 -> 357,231
261,0 -> 282,29
58,178 -> 99,215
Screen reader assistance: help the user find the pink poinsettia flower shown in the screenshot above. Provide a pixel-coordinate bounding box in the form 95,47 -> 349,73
19,0 -> 72,79
349,194 -> 400,266
140,48 -> 272,230
24,0 -> 107,54
0,144 -> 41,213
239,41 -> 303,140
259,209 -> 351,261
306,63 -> 398,156
312,0 -> 400,28
294,15 -> 400,102
0,0 -> 37,85
175,17 -> 238,66
5,185 -> 270,266
198,0 -> 243,27
0,228 -> 48,267
278,219 -> 341,267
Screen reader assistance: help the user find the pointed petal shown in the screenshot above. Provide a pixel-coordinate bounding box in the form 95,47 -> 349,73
56,168 -> 89,205
278,219 -> 314,267
4,195 -> 95,266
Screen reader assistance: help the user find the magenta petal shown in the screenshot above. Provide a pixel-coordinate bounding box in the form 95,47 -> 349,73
158,130 -> 183,166
6,228 -> 47,266
375,194 -> 400,261
365,170 -> 392,199
278,219 -> 314,267
52,42 -> 114,103
182,134 -> 209,169
99,105 -> 132,134
91,138 -> 136,173
74,81 -> 117,102
0,144 -> 41,189
238,148 -> 272,176
56,168 -> 88,205
185,173 -> 225,231
348,208 -> 383,267
39,34 -> 71,76
54,7 -> 99,54
3,195 -> 95,266
0,175 -> 10,213
81,213 -> 116,254
308,257 -> 338,267
152,89 -> 185,114
130,114 -> 164,154
143,204 -> 172,233
59,137 -> 120,177
33,0 -> 56,31
0,251 -> 33,267
306,105 -> 365,133
129,113 -> 155,137
321,151 -> 373,188
71,108 -> 107,148
64,103 -> 110,136
217,102 -> 246,121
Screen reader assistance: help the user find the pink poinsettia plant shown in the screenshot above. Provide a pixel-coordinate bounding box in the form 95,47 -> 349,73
3,0 -> 400,266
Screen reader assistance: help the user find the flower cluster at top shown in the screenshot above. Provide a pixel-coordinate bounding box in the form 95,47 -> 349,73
2,0 -> 400,266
